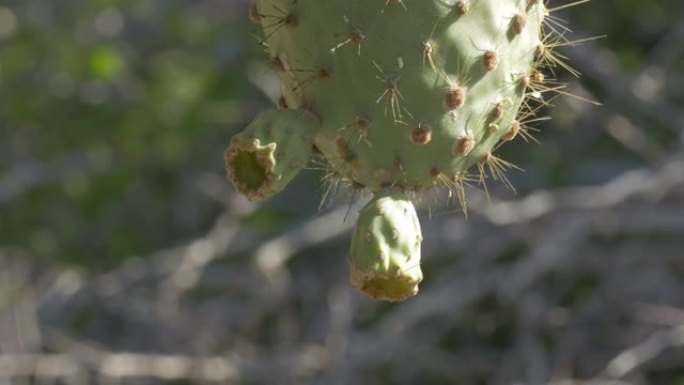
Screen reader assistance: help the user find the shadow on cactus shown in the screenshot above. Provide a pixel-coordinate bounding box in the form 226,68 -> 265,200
226,0 -> 594,301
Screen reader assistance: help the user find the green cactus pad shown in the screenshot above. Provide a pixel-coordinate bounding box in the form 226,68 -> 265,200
252,0 -> 544,192
225,109 -> 318,201
349,189 -> 423,301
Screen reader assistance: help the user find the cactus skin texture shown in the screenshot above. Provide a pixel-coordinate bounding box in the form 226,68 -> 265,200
249,0 -> 544,191
228,0 -> 570,300
349,189 -> 423,301
225,109 -> 318,201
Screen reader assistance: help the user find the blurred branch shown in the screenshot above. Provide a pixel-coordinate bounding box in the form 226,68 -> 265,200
567,40 -> 684,142
476,155 -> 684,225
603,325 -> 684,379
253,203 -> 359,274
0,353 -> 239,382
158,211 -> 243,312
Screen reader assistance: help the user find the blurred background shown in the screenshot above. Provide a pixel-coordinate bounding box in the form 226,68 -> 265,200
1,0 -> 684,384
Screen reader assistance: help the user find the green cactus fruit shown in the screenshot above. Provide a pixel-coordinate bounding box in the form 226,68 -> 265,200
349,189 -> 423,301
225,108 -> 318,201
230,0 -> 574,300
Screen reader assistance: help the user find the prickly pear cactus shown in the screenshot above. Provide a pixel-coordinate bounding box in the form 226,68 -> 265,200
227,0 -> 574,300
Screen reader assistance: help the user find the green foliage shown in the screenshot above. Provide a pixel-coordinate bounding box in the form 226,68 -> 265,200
0,1 -> 254,270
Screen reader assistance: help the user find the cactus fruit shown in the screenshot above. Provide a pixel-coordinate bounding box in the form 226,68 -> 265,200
349,189 -> 423,301
227,0 -> 582,300
225,109 -> 318,201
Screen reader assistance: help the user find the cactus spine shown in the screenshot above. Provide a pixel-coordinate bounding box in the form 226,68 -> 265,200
227,0 -> 580,300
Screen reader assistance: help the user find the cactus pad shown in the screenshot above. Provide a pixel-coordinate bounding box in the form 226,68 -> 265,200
248,0 -> 545,192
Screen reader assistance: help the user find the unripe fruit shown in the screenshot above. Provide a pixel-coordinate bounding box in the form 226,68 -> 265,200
349,189 -> 423,301
225,109 -> 318,201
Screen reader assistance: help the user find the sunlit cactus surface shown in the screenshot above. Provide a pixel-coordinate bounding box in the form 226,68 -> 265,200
227,0 -> 577,301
